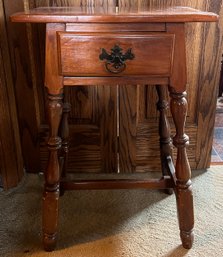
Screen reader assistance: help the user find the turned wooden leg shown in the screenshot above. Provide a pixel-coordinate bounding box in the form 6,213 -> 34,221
59,88 -> 71,196
60,88 -> 71,178
43,92 -> 63,251
156,85 -> 173,195
169,90 -> 194,249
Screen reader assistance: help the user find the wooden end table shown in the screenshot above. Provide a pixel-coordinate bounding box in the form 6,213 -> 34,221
11,6 -> 218,252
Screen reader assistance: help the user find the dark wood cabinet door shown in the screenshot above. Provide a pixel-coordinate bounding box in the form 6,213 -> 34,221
119,0 -> 223,172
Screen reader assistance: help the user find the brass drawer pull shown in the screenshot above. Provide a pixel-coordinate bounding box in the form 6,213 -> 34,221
99,44 -> 135,74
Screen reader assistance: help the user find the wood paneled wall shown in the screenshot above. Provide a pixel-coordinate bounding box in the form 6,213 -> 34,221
118,0 -> 223,172
1,0 -> 222,182
35,0 -> 114,7
0,0 -> 24,189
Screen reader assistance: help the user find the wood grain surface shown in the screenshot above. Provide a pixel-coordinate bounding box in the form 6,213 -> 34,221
0,0 -> 24,189
2,0 -> 222,176
119,0 -> 222,172
58,32 -> 174,76
11,6 -> 218,23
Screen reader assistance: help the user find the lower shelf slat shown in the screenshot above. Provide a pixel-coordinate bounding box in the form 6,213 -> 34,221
60,177 -> 174,190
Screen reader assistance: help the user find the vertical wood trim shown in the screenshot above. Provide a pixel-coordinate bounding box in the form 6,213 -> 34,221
3,0 -> 42,173
24,0 -> 41,127
0,0 -> 24,189
119,85 -> 137,173
98,85 -> 118,173
196,0 -> 223,168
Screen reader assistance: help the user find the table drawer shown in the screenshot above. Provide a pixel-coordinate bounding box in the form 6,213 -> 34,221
58,32 -> 175,77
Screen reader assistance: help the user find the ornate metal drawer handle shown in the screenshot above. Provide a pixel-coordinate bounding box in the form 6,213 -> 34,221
99,44 -> 135,74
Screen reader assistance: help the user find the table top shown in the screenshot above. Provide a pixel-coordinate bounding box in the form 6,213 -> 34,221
11,6 -> 218,23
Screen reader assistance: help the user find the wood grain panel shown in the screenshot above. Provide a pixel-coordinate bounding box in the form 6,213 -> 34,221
3,0 -> 221,178
196,0 -> 223,168
5,0 -> 117,173
35,0 -> 114,7
0,0 -> 24,189
119,0 -> 222,172
119,85 -> 137,173
58,32 -> 174,76
0,47 -> 24,189
3,0 -> 43,173
68,86 -> 95,123
65,23 -> 166,32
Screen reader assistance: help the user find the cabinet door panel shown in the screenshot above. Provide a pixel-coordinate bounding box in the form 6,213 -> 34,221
119,0 -> 223,172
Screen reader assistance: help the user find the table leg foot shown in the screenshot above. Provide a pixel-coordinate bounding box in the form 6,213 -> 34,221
43,233 -> 57,252
169,90 -> 194,249
181,230 -> 194,249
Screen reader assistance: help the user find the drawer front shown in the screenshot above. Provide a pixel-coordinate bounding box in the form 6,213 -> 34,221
58,32 -> 175,77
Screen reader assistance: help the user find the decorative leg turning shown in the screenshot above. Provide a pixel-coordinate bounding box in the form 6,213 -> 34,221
59,88 -> 71,196
60,88 -> 71,178
169,90 -> 194,249
43,92 -> 63,251
156,85 -> 173,195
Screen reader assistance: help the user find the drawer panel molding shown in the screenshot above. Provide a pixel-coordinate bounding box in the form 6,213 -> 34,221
58,32 -> 175,77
